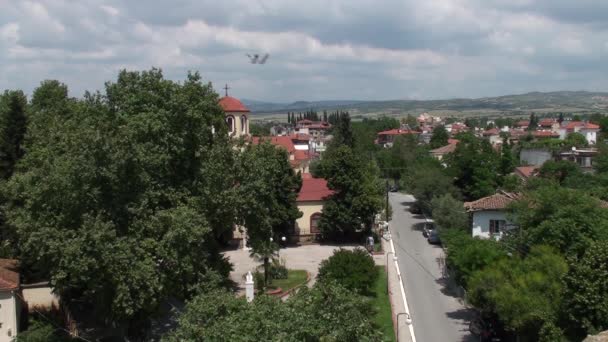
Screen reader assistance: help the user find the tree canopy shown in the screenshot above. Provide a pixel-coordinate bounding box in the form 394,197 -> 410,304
429,125 -> 449,149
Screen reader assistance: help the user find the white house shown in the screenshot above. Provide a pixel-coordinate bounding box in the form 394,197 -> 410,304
464,192 -> 519,239
0,259 -> 19,341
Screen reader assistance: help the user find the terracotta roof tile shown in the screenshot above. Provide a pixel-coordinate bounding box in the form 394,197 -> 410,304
377,128 -> 420,136
464,192 -> 520,211
252,136 -> 296,153
430,143 -> 457,154
219,96 -> 249,113
0,259 -> 19,291
514,166 -> 538,179
297,177 -> 334,202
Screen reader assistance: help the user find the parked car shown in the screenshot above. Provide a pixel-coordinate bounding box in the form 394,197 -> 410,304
389,185 -> 399,192
427,229 -> 441,244
422,220 -> 435,237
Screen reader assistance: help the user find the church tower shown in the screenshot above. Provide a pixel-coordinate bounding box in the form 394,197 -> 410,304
218,84 -> 250,137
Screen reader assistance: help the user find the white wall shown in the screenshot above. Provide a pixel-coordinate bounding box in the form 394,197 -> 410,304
471,210 -> 509,239
0,291 -> 17,341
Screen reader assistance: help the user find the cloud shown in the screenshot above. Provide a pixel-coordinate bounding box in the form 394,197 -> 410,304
0,0 -> 607,101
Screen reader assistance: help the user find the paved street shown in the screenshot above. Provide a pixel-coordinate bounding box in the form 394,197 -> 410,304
389,192 -> 475,342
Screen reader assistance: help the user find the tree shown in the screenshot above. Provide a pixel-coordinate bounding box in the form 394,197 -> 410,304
467,246 -> 568,340
317,248 -> 378,294
318,146 -> 383,239
538,160 -> 582,184
3,69 -> 236,335
509,185 -> 608,257
528,113 -> 539,131
331,111 -> 354,148
0,90 -> 28,179
595,142 -> 608,174
499,137 -> 516,176
164,283 -> 383,341
562,241 -> 608,338
236,142 -> 301,286
430,194 -> 468,232
403,161 -> 460,214
564,132 -> 588,148
429,125 -> 449,149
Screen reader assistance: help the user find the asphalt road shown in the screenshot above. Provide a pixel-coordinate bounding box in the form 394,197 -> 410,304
389,192 -> 476,342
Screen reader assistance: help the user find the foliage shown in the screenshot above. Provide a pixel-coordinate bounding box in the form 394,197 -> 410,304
499,138 -> 516,176
249,121 -> 272,136
429,125 -> 449,149
445,132 -> 501,200
352,117 -> 399,156
317,248 -> 379,294
430,194 -> 468,232
371,266 -> 396,342
318,146 -> 383,238
594,142 -> 608,174
269,257 -> 288,280
562,241 -> 608,338
330,111 -> 354,149
508,185 -> 608,256
467,246 -> 567,339
441,230 -> 507,288
376,134 -> 428,181
15,319 -> 74,342
3,69 -> 236,333
402,160 -> 460,214
0,90 -> 28,179
564,132 -> 588,148
538,160 -> 582,184
164,283 -> 383,341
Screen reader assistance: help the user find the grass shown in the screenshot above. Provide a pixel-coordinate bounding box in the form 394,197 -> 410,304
271,270 -> 308,291
369,266 -> 396,342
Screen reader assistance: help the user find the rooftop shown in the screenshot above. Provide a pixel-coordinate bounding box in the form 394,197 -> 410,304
377,128 -> 420,136
0,259 -> 19,291
464,192 -> 520,211
297,176 -> 334,202
219,96 -> 250,113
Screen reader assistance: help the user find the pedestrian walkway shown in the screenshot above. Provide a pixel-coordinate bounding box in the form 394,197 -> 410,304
382,236 -> 414,342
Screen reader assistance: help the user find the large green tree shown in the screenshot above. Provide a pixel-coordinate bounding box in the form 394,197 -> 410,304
430,194 -> 468,232
3,69 -> 236,336
429,125 -> 449,149
318,146 -> 383,239
0,90 -> 28,179
164,284 -> 383,341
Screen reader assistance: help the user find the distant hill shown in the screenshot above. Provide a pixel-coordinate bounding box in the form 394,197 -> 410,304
243,91 -> 608,116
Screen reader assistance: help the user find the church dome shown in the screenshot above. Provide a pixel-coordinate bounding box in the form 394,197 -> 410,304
219,96 -> 249,113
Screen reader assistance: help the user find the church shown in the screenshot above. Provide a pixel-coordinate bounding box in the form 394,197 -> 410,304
218,88 -> 332,243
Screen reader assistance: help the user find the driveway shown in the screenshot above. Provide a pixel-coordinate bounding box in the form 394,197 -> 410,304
389,192 -> 476,342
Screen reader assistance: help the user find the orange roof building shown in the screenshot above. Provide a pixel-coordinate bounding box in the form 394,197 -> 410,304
219,86 -> 250,138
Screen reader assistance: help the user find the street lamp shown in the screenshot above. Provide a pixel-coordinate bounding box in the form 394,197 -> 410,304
396,312 -> 412,341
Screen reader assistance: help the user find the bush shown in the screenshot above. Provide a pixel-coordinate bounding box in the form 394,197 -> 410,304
317,248 -> 378,294
269,258 -> 288,280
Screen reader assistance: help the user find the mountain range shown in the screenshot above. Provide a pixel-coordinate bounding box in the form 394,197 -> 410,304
242,91 -> 608,116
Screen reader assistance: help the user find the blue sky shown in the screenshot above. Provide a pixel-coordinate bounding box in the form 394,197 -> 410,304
1,0 -> 608,102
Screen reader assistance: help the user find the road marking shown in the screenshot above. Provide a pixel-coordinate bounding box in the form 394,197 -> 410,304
389,228 -> 417,342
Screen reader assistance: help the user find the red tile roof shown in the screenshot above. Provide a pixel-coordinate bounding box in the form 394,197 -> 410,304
539,118 -> 557,127
514,166 -> 538,179
482,128 -> 499,136
532,130 -> 560,138
448,139 -> 459,145
566,121 -> 600,130
294,150 -> 310,161
516,120 -> 530,127
377,128 -> 420,136
0,259 -> 19,291
290,133 -> 311,141
297,176 -> 334,202
464,192 -> 520,211
219,96 -> 249,113
430,143 -> 457,155
252,136 -> 296,153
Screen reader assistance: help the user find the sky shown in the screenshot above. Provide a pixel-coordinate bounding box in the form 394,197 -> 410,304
1,0 -> 608,102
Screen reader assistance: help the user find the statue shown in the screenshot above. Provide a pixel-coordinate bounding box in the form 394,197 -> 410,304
245,271 -> 254,303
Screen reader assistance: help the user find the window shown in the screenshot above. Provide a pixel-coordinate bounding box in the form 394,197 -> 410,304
489,220 -> 506,235
226,116 -> 235,134
310,213 -> 322,234
241,115 -> 247,135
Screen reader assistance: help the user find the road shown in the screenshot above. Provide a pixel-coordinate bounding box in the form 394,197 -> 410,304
389,192 -> 475,342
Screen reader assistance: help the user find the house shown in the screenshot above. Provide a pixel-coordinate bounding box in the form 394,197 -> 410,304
294,174 -> 334,241
252,136 -> 313,174
539,118 -> 560,131
515,120 -> 529,129
0,259 -> 20,341
429,139 -> 459,161
559,121 -> 600,145
464,192 -> 519,239
520,148 -> 553,166
219,94 -> 250,137
295,120 -> 332,139
558,148 -> 598,171
482,128 -> 501,145
376,128 -> 420,148
513,166 -> 539,181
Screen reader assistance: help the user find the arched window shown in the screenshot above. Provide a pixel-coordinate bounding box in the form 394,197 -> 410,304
226,116 -> 235,134
310,213 -> 322,234
241,115 -> 247,135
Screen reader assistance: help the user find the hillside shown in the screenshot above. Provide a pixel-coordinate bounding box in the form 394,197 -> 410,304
243,91 -> 608,116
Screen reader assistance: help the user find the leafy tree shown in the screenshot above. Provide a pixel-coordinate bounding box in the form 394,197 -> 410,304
446,133 -> 501,200
318,146 -> 383,239
402,160 -> 460,214
467,246 -> 567,340
509,185 -> 608,257
430,194 -> 468,232
594,142 -> 608,174
236,142 -> 301,286
249,121 -> 271,136
562,241 -> 608,338
538,160 -> 582,184
429,125 -> 449,149
499,138 -> 516,176
15,319 -> 74,342
402,114 -> 417,128
528,113 -> 539,131
0,90 -> 28,179
564,132 -> 588,148
165,283 -> 383,341
3,69 -> 236,335
330,112 -> 354,148
441,230 -> 507,288
317,248 -> 378,294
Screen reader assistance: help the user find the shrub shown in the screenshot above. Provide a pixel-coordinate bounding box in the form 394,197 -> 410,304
269,258 -> 288,280
317,248 -> 378,294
